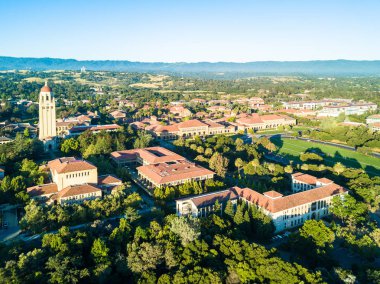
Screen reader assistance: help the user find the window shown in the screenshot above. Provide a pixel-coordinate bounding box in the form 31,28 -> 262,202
311,202 -> 317,211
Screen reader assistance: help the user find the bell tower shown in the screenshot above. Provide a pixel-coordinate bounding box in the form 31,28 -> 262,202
38,81 -> 57,142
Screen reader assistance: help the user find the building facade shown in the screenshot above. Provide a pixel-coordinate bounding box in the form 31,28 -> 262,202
235,114 -> 296,131
111,146 -> 215,191
176,173 -> 347,233
27,157 -> 122,205
131,119 -> 236,140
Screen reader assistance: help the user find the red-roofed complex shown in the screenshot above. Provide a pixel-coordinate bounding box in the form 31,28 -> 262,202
111,146 -> 215,192
68,124 -> 120,137
176,173 -> 347,233
137,160 -> 215,189
291,172 -> 333,192
27,157 -> 122,205
111,147 -> 185,166
169,106 -> 192,117
236,114 -> 296,131
131,118 -> 235,140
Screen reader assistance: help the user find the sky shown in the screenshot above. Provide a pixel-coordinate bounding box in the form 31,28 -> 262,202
1,0 -> 380,62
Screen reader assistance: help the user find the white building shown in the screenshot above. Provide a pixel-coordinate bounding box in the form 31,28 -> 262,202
366,114 -> 380,124
317,102 -> 377,117
176,173 -> 347,233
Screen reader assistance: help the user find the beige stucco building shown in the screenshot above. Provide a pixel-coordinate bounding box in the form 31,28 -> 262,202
27,157 -> 122,205
131,119 -> 236,140
48,157 -> 98,191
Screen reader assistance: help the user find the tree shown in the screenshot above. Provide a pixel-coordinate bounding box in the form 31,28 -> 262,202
19,200 -> 46,234
333,162 -> 346,175
170,216 -> 201,246
125,206 -> 140,223
284,165 -> 293,174
235,138 -> 244,151
91,238 -> 110,264
133,132 -> 153,149
233,204 -> 245,225
127,242 -> 163,273
330,195 -> 368,227
234,158 -> 245,176
224,201 -> 235,219
299,220 -> 335,249
267,163 -> 276,173
209,152 -> 229,177
60,138 -> 79,154
204,148 -> 213,157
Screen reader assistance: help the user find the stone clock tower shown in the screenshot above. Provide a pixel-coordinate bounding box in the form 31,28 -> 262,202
38,81 -> 57,150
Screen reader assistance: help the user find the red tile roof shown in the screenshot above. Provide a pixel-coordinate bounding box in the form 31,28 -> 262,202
234,184 -> 347,213
27,183 -> 58,197
111,147 -> 185,164
292,172 -> 318,185
151,124 -> 180,133
260,114 -> 283,121
98,174 -> 122,185
177,119 -> 208,129
58,184 -> 101,198
317,178 -> 333,184
48,157 -> 97,174
204,120 -> 224,128
40,82 -> 51,93
137,160 -> 215,185
188,189 -> 239,207
237,113 -> 264,125
70,124 -> 120,133
263,190 -> 283,198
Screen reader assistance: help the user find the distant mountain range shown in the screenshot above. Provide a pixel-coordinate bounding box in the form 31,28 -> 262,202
1,56 -> 380,76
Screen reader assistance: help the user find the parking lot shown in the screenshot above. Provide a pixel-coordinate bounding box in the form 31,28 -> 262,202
0,205 -> 21,242
271,231 -> 292,243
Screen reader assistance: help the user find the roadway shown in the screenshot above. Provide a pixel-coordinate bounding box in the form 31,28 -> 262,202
3,207 -> 152,243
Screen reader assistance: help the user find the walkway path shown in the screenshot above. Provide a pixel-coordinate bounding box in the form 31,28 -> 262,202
3,208 -> 152,243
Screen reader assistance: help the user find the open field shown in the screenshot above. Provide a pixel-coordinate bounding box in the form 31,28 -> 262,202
272,137 -> 380,175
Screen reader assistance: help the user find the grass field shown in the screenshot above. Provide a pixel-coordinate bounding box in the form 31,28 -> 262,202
272,137 -> 380,175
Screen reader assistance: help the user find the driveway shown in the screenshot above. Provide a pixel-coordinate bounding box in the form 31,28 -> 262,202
0,206 -> 21,242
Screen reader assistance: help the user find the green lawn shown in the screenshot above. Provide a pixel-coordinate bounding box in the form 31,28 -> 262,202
271,137 -> 380,175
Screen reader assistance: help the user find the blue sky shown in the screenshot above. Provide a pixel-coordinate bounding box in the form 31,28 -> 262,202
1,0 -> 379,62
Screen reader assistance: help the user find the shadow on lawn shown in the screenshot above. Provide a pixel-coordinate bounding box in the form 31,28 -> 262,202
271,137 -> 378,176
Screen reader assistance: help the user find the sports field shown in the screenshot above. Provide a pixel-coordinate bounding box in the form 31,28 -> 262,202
271,137 -> 380,175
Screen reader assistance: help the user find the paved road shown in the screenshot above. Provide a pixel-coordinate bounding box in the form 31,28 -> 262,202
5,208 -> 152,243
0,205 -> 21,242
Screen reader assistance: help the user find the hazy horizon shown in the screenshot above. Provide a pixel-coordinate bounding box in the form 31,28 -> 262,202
2,55 -> 380,64
1,0 -> 380,62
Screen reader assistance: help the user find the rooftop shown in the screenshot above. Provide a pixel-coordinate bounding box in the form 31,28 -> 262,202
292,172 -> 333,186
177,119 -> 208,129
180,189 -> 239,208
235,184 -> 347,213
40,81 -> 51,93
111,146 -> 185,164
98,174 -> 123,185
27,183 -> 58,197
57,184 -> 101,198
137,160 -> 215,185
48,157 -> 97,174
